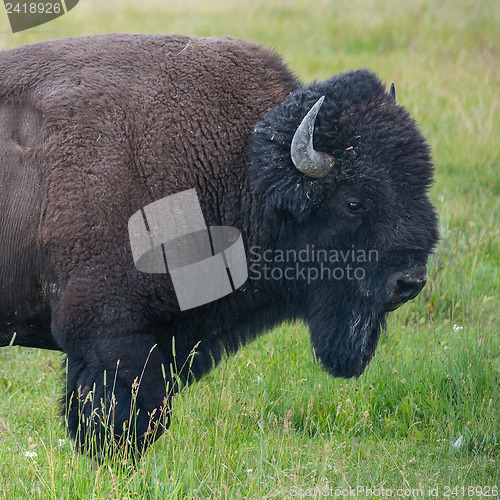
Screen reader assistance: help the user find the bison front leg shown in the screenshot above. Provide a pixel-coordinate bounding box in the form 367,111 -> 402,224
49,274 -> 180,458
63,344 -> 174,459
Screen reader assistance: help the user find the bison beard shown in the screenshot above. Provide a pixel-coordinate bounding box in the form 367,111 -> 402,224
308,290 -> 386,378
0,34 -> 439,459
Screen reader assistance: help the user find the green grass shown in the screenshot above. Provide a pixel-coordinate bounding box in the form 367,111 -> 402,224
0,0 -> 499,498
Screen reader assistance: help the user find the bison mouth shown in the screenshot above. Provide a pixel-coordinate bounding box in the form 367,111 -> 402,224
384,301 -> 404,312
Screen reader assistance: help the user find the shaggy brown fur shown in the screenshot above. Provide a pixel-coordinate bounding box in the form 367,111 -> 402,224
0,34 -> 438,457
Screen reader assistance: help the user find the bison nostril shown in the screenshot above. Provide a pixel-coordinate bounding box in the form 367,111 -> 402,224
385,270 -> 427,311
396,276 -> 427,301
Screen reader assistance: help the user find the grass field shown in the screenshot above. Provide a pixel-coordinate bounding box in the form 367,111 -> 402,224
0,0 -> 498,498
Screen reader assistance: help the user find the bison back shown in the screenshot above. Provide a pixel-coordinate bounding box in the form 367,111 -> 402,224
0,34 -> 297,349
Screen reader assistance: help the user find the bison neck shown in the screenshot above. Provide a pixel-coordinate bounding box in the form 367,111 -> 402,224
159,190 -> 308,381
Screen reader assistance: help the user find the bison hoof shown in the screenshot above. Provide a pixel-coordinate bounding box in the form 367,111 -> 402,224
63,358 -> 168,460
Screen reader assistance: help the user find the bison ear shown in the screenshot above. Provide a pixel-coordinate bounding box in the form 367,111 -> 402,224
249,96 -> 332,222
389,82 -> 396,103
266,181 -> 323,222
248,153 -> 325,222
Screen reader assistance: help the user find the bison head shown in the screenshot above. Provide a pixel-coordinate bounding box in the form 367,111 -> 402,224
248,69 -> 439,378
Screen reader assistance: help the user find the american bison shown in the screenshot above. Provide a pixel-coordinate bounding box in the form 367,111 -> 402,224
0,34 -> 438,457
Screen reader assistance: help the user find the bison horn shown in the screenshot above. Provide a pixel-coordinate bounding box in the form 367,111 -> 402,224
389,82 -> 397,103
291,96 -> 334,178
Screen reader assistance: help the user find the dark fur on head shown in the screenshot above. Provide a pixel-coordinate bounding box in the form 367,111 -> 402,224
248,69 -> 438,377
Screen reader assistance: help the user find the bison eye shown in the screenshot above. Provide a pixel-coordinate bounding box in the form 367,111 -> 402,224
346,200 -> 364,214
